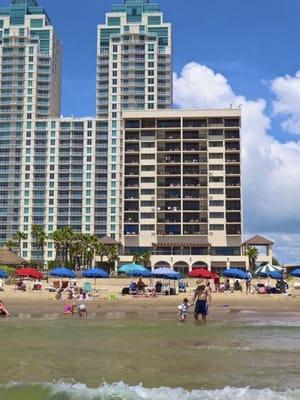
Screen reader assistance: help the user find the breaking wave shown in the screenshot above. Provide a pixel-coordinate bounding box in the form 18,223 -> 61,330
1,382 -> 300,400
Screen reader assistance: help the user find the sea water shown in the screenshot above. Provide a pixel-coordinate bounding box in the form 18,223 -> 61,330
0,318 -> 299,399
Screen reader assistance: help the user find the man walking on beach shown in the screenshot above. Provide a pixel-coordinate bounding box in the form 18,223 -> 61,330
246,270 -> 252,294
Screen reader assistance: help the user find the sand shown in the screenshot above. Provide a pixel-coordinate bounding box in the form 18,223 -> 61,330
1,277 -> 300,321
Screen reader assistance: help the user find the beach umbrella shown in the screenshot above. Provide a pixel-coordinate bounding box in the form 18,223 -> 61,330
50,267 -> 76,278
189,268 -> 217,279
151,267 -> 181,280
118,263 -> 148,275
0,270 -> 8,279
16,268 -> 42,279
289,268 -> 300,277
255,264 -> 283,278
130,269 -> 151,277
223,268 -> 248,280
82,268 -> 109,278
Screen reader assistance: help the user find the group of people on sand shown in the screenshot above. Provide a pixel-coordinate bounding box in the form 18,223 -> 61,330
178,282 -> 212,323
64,302 -> 88,318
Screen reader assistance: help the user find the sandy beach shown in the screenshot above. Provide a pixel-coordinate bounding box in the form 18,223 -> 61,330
1,277 -> 300,320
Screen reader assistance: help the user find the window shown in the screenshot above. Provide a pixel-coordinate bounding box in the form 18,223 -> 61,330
209,141 -> 223,147
209,224 -> 224,231
141,213 -> 155,218
141,165 -> 155,171
141,189 -> 155,195
209,153 -> 223,159
141,225 -> 155,231
141,177 -> 155,183
209,176 -> 223,183
209,188 -> 224,195
141,142 -> 155,148
141,154 -> 155,160
209,200 -> 224,207
141,201 -> 154,207
209,165 -> 223,171
209,212 -> 224,218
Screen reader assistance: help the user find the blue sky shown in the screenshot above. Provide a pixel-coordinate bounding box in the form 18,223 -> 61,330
4,0 -> 299,127
4,0 -> 300,262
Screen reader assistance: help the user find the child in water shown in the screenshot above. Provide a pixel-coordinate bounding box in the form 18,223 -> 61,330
178,298 -> 190,322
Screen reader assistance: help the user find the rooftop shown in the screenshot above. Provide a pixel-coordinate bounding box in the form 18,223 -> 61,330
243,235 -> 274,246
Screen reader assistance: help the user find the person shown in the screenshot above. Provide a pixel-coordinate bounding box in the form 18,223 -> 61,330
178,298 -> 190,322
78,303 -> 88,318
234,280 -> 242,292
137,277 -> 146,292
155,280 -> 162,293
63,302 -> 75,315
224,279 -> 231,291
0,300 -> 10,317
192,284 -> 211,322
214,276 -> 220,292
246,270 -> 252,294
16,279 -> 26,291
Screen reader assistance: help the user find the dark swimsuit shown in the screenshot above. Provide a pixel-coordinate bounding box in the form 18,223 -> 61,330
195,299 -> 207,316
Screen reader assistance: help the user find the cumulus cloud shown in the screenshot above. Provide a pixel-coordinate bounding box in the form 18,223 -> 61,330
272,71 -> 300,135
174,63 -> 300,263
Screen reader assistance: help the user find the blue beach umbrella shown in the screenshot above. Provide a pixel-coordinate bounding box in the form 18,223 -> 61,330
0,270 -> 8,279
152,267 -> 181,280
50,267 -> 76,278
119,263 -> 147,275
289,268 -> 300,278
82,268 -> 109,278
223,268 -> 248,280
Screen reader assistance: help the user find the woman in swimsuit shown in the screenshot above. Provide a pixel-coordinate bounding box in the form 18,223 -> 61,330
192,285 -> 211,322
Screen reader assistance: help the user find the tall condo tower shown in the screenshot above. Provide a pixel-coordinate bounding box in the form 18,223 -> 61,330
0,0 -> 61,246
96,0 -> 172,240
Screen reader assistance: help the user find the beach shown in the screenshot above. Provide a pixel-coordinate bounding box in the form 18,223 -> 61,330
1,277 -> 300,319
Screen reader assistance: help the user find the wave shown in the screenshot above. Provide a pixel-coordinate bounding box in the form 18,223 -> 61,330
2,382 -> 300,400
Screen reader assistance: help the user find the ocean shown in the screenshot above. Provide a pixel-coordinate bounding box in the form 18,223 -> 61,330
0,317 -> 300,399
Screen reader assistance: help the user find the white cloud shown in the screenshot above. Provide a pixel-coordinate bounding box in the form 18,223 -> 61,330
173,62 -> 300,263
272,71 -> 300,135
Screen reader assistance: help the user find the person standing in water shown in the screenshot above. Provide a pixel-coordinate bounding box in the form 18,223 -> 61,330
192,284 -> 211,322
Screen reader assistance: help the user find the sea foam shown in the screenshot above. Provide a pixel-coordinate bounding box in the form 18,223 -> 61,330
2,382 -> 300,400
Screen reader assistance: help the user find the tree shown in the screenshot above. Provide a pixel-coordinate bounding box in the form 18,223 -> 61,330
246,246 -> 258,272
13,231 -> 26,256
31,225 -> 47,266
133,252 -> 151,268
96,242 -> 111,264
5,240 -> 17,252
107,245 -> 119,271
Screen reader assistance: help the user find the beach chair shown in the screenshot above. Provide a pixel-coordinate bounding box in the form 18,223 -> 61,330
83,281 -> 92,293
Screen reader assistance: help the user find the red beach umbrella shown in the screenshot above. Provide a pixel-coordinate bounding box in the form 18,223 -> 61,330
189,268 -> 218,279
16,268 -> 42,279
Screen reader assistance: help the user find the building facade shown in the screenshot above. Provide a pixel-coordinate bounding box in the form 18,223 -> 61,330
120,109 -> 246,273
0,0 -> 61,248
96,0 -> 172,240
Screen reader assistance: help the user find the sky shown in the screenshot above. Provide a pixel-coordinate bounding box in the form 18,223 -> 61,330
3,0 -> 300,263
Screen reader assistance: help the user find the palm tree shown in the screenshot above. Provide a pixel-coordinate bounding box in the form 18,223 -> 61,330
5,239 -> 17,252
31,225 -> 47,266
246,246 -> 258,273
96,242 -> 111,264
13,231 -> 26,256
107,245 -> 119,272
133,252 -> 151,268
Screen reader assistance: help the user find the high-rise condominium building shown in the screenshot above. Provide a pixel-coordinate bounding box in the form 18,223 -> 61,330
0,0 -> 61,247
121,109 -> 246,272
96,0 -> 172,240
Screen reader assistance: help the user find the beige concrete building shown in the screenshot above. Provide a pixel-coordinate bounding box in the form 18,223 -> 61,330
117,109 -> 272,273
